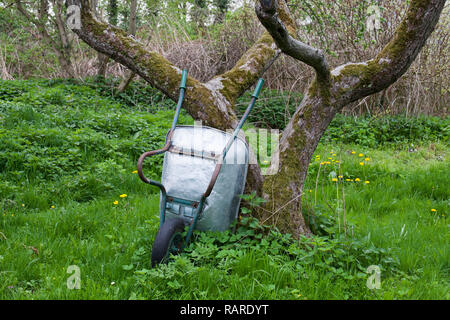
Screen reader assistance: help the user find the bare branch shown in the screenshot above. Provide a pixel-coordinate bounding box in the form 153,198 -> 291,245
255,0 -> 330,83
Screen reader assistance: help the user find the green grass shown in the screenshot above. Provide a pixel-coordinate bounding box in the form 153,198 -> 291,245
0,79 -> 448,299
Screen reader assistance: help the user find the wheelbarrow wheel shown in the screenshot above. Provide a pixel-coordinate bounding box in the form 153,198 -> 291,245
151,218 -> 185,266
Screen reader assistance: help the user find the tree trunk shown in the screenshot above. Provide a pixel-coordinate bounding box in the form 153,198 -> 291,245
118,0 -> 138,92
254,0 -> 445,237
15,0 -> 75,78
53,0 -> 76,78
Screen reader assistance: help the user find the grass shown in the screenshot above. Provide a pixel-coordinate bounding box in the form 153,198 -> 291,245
0,79 -> 448,299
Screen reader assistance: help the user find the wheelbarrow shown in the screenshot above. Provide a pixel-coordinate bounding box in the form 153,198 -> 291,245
137,70 -> 264,265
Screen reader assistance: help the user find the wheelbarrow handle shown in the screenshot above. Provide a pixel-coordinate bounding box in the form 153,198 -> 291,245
137,131 -> 174,186
203,163 -> 222,198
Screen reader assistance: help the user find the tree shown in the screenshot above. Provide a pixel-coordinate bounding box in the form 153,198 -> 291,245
65,0 -> 446,237
213,0 -> 230,24
14,0 -> 76,78
96,0 -> 120,78
117,0 -> 139,92
191,0 -> 209,31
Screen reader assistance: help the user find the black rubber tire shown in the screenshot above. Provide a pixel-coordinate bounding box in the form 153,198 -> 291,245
151,218 -> 185,266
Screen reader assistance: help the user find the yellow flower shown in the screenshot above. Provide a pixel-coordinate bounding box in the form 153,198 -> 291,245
119,194 -> 127,198
132,170 -> 138,174
365,157 -> 370,161
365,181 -> 370,184
338,175 -> 343,179
360,162 -> 364,166
332,154 -> 337,157
351,151 -> 356,154
359,153 -> 364,157
346,179 -> 352,181
113,200 -> 119,205
21,204 -> 25,207
355,178 -> 361,182
51,205 -> 55,209
335,160 -> 340,163
431,209 -> 437,212
332,178 -> 338,182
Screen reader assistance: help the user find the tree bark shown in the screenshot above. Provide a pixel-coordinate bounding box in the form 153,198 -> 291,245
254,0 -> 446,237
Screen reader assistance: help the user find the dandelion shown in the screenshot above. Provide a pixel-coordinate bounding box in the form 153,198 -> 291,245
431,209 -> 437,212
338,175 -> 343,179
346,179 -> 352,181
21,204 -> 25,207
365,157 -> 370,161
360,162 -> 365,166
365,181 -> 370,184
359,153 -> 364,157
332,154 -> 337,157
351,151 -> 356,154
119,194 -> 127,198
355,178 -> 361,182
332,178 -> 338,182
335,160 -> 340,164
113,200 -> 119,205
51,205 -> 55,209
132,170 -> 138,174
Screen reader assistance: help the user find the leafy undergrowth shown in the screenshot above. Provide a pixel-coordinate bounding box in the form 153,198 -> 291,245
0,79 -> 448,299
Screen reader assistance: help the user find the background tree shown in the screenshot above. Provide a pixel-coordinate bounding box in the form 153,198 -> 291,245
13,0 -> 76,78
117,0 -> 139,92
65,0 -> 445,237
191,0 -> 209,31
213,0 -> 230,24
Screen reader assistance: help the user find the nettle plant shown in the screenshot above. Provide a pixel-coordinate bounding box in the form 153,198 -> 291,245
134,191 -> 402,295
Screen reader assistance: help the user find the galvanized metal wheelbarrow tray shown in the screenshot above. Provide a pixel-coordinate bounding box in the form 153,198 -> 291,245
137,70 -> 264,265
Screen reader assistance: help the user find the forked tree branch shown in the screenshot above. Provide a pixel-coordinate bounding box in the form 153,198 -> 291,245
255,0 -> 330,83
65,0 -> 297,130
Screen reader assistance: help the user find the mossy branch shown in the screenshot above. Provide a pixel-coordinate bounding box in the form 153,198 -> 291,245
331,0 -> 446,106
